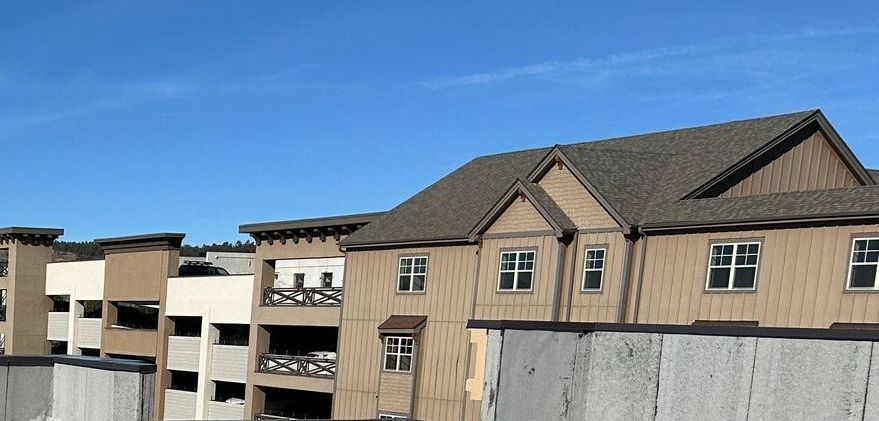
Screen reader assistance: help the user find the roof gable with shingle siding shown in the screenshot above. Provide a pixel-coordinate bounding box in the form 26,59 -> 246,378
536,162 -> 619,230
485,195 -> 553,235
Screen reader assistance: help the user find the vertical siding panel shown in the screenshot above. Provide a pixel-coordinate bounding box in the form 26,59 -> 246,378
799,228 -> 826,327
786,230 -> 812,326
761,230 -> 786,324
811,227 -> 838,327
685,235 -> 706,324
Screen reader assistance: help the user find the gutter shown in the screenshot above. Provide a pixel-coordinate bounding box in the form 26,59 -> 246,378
614,231 -> 637,322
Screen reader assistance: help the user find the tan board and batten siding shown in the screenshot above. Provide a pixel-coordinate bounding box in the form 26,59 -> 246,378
721,131 -> 859,198
635,224 -> 879,327
334,245 -> 481,421
567,231 -> 627,322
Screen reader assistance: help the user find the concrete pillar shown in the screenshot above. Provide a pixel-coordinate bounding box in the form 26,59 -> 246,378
194,314 -> 218,419
68,299 -> 84,355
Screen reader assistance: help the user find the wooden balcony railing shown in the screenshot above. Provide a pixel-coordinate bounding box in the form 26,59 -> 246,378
257,353 -> 336,378
262,287 -> 342,307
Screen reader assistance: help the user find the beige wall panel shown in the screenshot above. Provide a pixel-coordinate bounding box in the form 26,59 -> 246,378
333,245 -> 478,421
6,243 -> 52,354
102,327 -> 158,357
249,371 -> 334,393
485,197 -> 552,235
103,250 -> 177,300
474,236 -> 558,320
635,224 -> 879,327
721,131 -> 860,198
251,306 -> 340,327
378,371 -> 414,414
568,232 -> 627,322
255,238 -> 343,262
537,164 -> 619,229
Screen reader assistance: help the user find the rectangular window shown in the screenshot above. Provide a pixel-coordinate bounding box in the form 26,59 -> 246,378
498,250 -> 535,291
384,336 -> 414,372
397,256 -> 428,292
848,238 -> 879,289
705,242 -> 760,290
321,272 -> 333,288
294,273 -> 305,288
582,248 -> 606,291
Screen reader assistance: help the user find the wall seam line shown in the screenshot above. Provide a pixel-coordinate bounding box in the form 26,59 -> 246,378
652,334 -> 663,420
744,337 -> 759,421
859,342 -> 874,421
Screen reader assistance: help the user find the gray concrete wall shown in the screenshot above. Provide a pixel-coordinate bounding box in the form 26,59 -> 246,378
484,330 -> 879,421
0,357 -> 154,421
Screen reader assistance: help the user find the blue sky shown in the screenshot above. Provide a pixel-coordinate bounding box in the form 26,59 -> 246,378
2,1 -> 878,244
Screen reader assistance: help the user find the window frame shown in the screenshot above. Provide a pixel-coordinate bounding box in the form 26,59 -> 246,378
396,255 -> 429,293
581,246 -> 607,292
704,240 -> 762,292
320,272 -> 334,288
846,237 -> 879,291
383,336 -> 415,373
496,249 -> 537,292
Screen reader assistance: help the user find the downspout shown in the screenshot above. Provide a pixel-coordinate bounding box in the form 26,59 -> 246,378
551,234 -> 570,321
631,232 -> 649,323
615,231 -> 637,323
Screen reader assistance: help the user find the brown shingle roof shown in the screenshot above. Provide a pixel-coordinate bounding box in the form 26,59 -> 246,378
378,315 -> 428,332
343,109 -> 875,246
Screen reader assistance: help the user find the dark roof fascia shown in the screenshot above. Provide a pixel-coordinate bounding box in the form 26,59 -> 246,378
466,319 -> 879,342
0,227 -> 64,236
94,233 -> 185,254
467,178 -> 573,241
684,110 -> 874,200
0,355 -> 156,373
640,212 -> 879,235
239,211 -> 385,235
340,237 -> 473,252
526,147 -> 632,232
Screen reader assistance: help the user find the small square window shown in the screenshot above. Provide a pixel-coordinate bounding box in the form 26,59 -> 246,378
321,272 -> 333,288
582,247 -> 606,291
848,238 -> 879,290
497,251 -> 535,291
397,256 -> 428,292
384,336 -> 415,373
705,242 -> 760,290
294,273 -> 305,288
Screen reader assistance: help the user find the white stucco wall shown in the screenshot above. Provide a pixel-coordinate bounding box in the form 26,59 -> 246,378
164,274 -> 254,419
165,275 -> 253,323
275,257 -> 345,288
45,260 -> 106,354
46,260 -> 105,299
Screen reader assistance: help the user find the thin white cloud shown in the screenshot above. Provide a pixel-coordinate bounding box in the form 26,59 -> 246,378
422,26 -> 879,89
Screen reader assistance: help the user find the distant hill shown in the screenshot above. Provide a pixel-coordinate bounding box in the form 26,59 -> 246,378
52,240 -> 256,262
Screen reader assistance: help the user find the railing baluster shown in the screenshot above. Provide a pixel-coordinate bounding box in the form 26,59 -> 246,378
257,353 -> 336,378
261,287 -> 343,307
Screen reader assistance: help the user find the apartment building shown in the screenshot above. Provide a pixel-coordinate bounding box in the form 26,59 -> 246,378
332,109 -> 879,420
238,212 -> 383,420
0,227 -> 63,355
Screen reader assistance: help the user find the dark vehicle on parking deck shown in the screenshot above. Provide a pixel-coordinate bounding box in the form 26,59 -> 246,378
178,261 -> 230,277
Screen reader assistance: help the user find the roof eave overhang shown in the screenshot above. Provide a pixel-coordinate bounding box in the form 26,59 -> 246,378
340,237 -> 473,252
641,212 -> 879,235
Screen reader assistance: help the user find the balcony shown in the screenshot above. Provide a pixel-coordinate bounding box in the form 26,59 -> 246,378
166,335 -> 201,372
262,287 -> 342,307
47,312 -> 70,341
76,318 -> 102,349
163,388 -> 197,421
0,261 -> 7,277
0,305 -> 6,322
210,344 -> 249,383
257,353 -> 336,378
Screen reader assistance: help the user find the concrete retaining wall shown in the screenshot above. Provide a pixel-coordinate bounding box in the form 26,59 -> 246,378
482,329 -> 879,421
0,356 -> 155,421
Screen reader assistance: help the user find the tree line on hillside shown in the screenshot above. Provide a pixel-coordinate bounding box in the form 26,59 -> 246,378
53,240 -> 256,261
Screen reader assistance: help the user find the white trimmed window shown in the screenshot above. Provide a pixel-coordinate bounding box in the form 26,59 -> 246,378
397,256 -> 428,292
379,414 -> 409,420
384,336 -> 414,372
848,238 -> 879,289
705,242 -> 760,290
498,250 -> 535,291
582,248 -> 606,291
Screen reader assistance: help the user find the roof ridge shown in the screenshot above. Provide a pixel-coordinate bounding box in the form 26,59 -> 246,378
561,109 -> 819,148
561,144 -> 679,157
